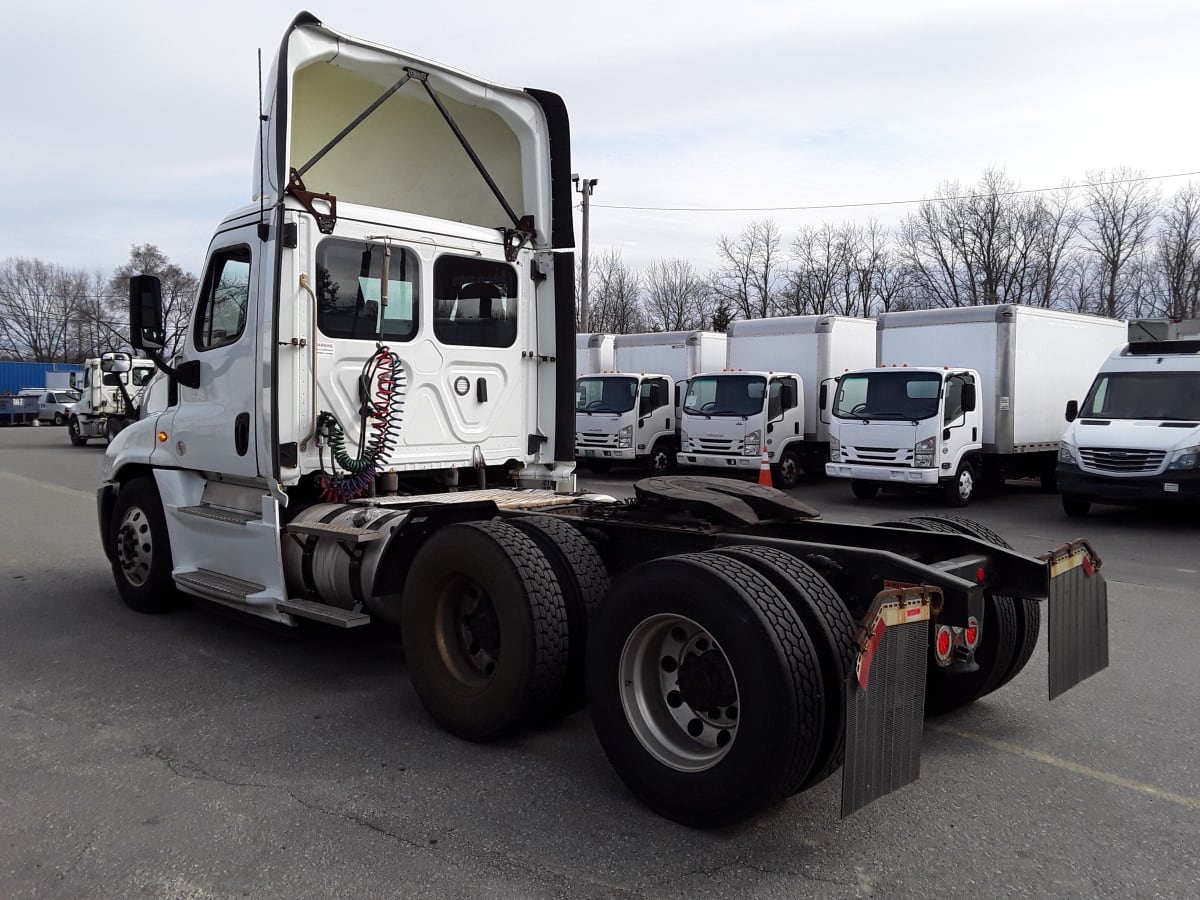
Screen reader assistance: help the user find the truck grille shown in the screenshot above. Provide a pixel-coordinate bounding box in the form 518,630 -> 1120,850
844,446 -> 912,465
1078,448 -> 1165,474
694,437 -> 742,454
576,432 -> 618,449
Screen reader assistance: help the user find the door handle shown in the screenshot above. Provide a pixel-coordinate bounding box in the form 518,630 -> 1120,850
476,378 -> 488,402
234,412 -> 250,456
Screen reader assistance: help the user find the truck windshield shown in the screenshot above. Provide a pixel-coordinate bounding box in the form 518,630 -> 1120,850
1081,371 -> 1200,420
834,371 -> 942,421
577,376 -> 638,413
683,375 -> 766,417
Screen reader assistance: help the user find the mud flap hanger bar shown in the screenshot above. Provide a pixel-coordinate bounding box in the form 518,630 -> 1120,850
286,67 -> 535,259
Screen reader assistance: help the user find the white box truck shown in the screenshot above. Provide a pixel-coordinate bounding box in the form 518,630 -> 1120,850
826,305 -> 1127,505
1057,339 -> 1200,515
575,332 -> 614,375
575,330 -> 725,474
677,315 -> 877,488
94,13 -> 1109,829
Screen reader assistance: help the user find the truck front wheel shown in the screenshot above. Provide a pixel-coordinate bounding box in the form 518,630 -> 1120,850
851,479 -> 879,500
1062,493 -> 1091,517
773,448 -> 801,489
943,461 -> 977,507
645,440 -> 675,475
68,417 -> 87,446
401,521 -> 569,741
109,477 -> 180,613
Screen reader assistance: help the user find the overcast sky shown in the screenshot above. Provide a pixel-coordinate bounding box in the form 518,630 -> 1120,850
2,0 -> 1197,280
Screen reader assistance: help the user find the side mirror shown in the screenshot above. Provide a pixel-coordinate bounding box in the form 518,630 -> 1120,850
961,383 -> 977,412
817,383 -> 827,412
1065,400 -> 1079,422
129,275 -> 166,351
101,351 -> 131,374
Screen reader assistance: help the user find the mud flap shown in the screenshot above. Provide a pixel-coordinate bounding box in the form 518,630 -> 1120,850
840,588 -> 933,818
1044,541 -> 1108,700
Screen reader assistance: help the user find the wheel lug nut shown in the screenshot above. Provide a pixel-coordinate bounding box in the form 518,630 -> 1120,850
666,690 -> 682,708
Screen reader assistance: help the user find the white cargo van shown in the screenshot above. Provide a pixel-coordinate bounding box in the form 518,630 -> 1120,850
1057,340 -> 1200,515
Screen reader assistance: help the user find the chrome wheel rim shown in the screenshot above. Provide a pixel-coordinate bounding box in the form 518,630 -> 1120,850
618,614 -> 740,772
115,505 -> 153,587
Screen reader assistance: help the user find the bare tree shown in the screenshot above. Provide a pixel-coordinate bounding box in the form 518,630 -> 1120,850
643,258 -> 711,331
1079,167 -> 1160,318
712,219 -> 784,319
0,257 -> 93,361
783,223 -> 845,316
109,244 -> 199,358
1018,187 -> 1080,308
1155,183 -> 1200,319
586,249 -> 645,334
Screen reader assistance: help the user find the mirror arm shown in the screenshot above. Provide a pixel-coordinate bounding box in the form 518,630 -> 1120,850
144,348 -> 201,390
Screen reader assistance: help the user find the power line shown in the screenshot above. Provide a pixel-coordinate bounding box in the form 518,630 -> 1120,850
590,169 -> 1200,213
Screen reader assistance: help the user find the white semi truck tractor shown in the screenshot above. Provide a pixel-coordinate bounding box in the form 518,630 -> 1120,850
68,356 -> 157,446
98,13 -> 1110,828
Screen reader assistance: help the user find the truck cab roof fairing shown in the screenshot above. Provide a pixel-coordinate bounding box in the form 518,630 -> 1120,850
252,14 -> 556,246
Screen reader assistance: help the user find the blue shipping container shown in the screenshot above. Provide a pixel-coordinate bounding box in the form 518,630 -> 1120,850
0,361 -> 85,396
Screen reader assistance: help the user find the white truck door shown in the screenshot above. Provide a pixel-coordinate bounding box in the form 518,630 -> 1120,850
159,230 -> 260,478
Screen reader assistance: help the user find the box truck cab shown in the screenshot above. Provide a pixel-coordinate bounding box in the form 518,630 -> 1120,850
1057,340 -> 1200,515
69,356 -> 156,445
677,315 -> 877,488
574,330 -> 725,474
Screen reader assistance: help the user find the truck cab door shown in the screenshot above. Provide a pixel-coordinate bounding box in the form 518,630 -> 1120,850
941,373 -> 980,469
156,231 -> 261,478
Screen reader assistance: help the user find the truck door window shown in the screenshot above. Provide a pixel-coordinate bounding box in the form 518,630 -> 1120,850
943,375 -> 970,425
316,239 -> 419,342
195,246 -> 252,350
433,256 -> 519,348
131,367 -> 153,387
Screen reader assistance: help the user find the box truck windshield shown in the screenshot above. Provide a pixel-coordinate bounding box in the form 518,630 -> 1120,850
684,375 -> 765,417
833,371 -> 941,421
1081,371 -> 1200,421
577,376 -> 637,413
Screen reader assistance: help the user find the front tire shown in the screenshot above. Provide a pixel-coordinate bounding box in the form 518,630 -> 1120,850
943,461 -> 977,507
587,552 -> 824,827
1062,493 -> 1091,517
773,448 -> 801,489
851,479 -> 879,500
109,477 -> 180,613
645,440 -> 675,476
68,417 -> 87,446
53,412 -> 65,426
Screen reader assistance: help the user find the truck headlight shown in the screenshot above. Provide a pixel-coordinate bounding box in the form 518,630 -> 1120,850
1167,444 -> 1200,470
618,425 -> 633,449
1058,443 -> 1077,464
829,434 -> 841,462
743,430 -> 761,456
914,437 -> 936,468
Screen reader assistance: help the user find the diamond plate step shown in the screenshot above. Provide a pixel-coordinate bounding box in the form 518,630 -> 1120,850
277,597 -> 371,628
174,568 -> 266,603
285,521 -> 385,542
179,505 -> 261,526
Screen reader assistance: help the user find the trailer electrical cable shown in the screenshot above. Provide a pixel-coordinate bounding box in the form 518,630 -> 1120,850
316,344 -> 405,502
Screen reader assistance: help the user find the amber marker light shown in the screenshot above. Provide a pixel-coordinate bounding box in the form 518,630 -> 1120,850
158,432 -> 169,442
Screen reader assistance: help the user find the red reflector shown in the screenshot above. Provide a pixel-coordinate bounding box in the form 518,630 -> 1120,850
936,629 -> 951,657
1082,556 -> 1095,577
907,606 -> 921,617
965,625 -> 978,646
976,567 -> 985,582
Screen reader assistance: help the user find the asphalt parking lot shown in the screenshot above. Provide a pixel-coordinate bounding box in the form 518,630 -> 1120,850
1,424 -> 1198,898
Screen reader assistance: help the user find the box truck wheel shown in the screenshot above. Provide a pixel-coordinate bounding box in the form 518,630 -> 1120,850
772,448 -> 801,489
586,552 -> 824,827
711,545 -> 856,791
645,439 -> 675,475
943,461 -> 977,507
109,477 -> 181,613
1062,494 -> 1091,517
400,521 -> 569,741
850,480 -> 879,500
68,416 -> 87,446
508,514 -> 609,715
587,460 -> 612,475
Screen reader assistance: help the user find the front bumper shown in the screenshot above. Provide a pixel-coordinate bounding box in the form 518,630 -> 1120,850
825,463 -> 940,485
677,452 -> 760,471
1057,463 -> 1200,503
577,447 -> 637,462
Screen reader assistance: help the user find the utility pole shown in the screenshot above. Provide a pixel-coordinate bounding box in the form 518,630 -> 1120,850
572,174 -> 598,332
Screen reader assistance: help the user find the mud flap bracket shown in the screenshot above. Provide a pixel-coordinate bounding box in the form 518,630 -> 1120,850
841,586 -> 935,818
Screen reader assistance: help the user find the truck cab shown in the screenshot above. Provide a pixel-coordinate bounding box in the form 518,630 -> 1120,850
69,357 -> 156,445
575,372 -> 675,473
678,371 -> 805,486
1058,340 -> 1200,515
826,366 -> 981,504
